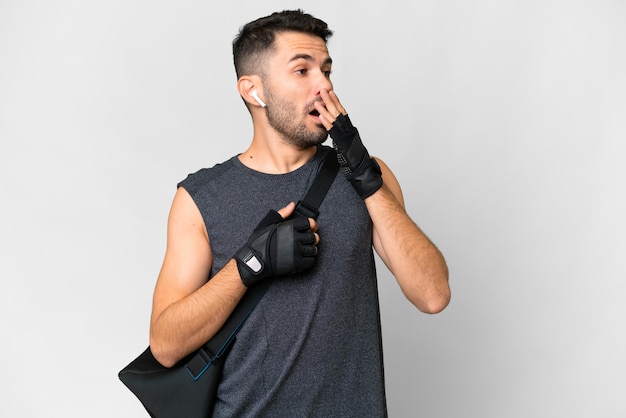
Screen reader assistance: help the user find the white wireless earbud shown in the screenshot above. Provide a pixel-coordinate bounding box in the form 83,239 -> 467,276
251,90 -> 266,108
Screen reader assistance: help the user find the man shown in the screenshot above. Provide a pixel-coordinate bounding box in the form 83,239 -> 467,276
149,9 -> 450,417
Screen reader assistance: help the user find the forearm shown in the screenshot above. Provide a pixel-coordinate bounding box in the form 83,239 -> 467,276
150,260 -> 246,367
367,184 -> 450,313
315,90 -> 449,312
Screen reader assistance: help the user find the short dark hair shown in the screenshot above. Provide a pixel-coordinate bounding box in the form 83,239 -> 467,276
233,9 -> 333,79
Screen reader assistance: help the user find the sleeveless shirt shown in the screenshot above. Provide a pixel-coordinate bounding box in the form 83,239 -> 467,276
178,146 -> 387,417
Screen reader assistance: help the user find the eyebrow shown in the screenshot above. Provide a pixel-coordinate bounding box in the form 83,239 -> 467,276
289,54 -> 333,66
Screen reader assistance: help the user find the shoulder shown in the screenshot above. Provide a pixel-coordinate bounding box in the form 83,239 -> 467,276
177,156 -> 238,196
168,186 -> 208,240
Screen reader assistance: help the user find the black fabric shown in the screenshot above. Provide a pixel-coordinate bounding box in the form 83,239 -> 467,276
252,210 -> 283,232
234,215 -> 317,287
118,346 -> 225,418
294,150 -> 339,218
118,279 -> 271,418
329,114 -> 383,199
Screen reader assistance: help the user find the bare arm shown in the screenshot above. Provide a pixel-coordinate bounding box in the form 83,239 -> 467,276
316,89 -> 450,313
149,187 -> 247,367
149,190 -> 314,367
368,159 -> 450,313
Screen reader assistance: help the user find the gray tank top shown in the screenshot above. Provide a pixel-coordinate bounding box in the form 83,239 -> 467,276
179,146 -> 387,417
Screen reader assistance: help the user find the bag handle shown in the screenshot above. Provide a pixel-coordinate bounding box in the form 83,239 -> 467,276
185,148 -> 339,380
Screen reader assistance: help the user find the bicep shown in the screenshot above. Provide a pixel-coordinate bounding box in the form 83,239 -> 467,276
152,187 -> 212,318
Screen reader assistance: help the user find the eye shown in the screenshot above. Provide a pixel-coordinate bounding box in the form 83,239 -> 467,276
295,68 -> 307,75
323,70 -> 332,78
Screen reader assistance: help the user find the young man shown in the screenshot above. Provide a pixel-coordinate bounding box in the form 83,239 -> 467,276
149,9 -> 450,416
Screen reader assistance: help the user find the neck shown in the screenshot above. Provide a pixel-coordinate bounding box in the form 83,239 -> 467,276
239,137 -> 318,174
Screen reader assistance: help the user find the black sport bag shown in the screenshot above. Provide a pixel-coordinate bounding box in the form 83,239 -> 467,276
118,344 -> 227,417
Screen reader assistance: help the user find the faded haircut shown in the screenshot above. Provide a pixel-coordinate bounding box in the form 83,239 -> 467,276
233,9 -> 333,79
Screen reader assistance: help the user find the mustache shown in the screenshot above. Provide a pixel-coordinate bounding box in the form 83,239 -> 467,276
306,97 -> 325,114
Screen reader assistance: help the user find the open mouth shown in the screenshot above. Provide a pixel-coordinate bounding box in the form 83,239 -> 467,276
309,109 -> 320,117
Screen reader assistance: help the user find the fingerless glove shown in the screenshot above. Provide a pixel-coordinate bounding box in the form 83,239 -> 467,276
329,114 -> 383,199
234,211 -> 318,287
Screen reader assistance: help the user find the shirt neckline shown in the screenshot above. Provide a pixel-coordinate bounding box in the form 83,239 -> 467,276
231,145 -> 325,179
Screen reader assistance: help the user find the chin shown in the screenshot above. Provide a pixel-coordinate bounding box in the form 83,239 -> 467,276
311,132 -> 329,147
283,125 -> 329,149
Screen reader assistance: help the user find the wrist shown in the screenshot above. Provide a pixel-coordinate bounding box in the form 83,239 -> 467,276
234,245 -> 265,287
329,115 -> 382,199
350,157 -> 383,199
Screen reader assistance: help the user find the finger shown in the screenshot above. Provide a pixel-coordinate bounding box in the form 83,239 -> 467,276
317,90 -> 348,130
253,210 -> 283,231
319,88 -> 334,107
277,202 -> 296,219
314,101 -> 334,131
319,89 -> 340,119
300,244 -> 318,257
299,230 -> 317,245
328,90 -> 346,115
294,219 -> 319,244
320,89 -> 346,118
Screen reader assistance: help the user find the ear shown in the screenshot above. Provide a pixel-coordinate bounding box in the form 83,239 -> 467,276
238,76 -> 265,108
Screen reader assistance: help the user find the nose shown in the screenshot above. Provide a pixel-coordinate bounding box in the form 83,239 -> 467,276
314,70 -> 333,95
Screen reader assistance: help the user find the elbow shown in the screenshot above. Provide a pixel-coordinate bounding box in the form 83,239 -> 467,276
412,283 -> 451,314
421,263 -> 451,314
402,251 -> 450,314
420,291 -> 451,314
149,336 -> 180,368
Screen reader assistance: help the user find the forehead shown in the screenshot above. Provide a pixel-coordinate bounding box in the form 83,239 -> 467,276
271,31 -> 331,63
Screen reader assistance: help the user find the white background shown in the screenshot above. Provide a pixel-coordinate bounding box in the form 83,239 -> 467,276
1,1 -> 625,417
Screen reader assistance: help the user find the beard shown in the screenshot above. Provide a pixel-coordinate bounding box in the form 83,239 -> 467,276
263,88 -> 328,149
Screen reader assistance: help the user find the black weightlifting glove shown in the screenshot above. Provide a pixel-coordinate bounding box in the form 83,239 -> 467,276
234,211 -> 318,287
329,114 -> 383,199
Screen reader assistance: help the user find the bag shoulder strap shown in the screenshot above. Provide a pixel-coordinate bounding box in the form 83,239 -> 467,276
185,148 -> 339,379
294,148 -> 339,220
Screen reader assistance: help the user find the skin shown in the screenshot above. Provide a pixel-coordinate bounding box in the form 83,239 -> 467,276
150,31 -> 450,368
